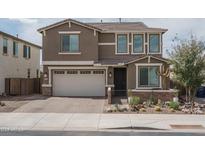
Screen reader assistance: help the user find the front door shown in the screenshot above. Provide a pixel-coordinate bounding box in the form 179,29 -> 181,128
114,68 -> 127,96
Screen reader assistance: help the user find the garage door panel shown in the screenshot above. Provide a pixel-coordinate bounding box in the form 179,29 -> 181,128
53,71 -> 105,97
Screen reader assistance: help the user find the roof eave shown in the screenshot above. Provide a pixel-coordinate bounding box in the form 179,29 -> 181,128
100,29 -> 168,33
0,31 -> 42,49
37,19 -> 102,33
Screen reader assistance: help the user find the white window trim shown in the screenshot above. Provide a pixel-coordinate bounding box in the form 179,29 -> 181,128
148,33 -> 162,54
135,63 -> 162,89
42,61 -> 94,65
60,33 -> 80,53
131,33 -> 146,55
58,31 -> 81,34
115,33 -> 129,55
98,42 -> 116,46
58,52 -> 81,55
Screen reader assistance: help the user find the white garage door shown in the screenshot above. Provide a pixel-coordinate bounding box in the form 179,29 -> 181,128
53,70 -> 105,96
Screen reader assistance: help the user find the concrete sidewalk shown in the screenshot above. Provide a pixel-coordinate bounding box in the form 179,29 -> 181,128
0,113 -> 205,133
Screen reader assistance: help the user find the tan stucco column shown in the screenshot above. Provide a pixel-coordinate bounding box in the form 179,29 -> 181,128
107,87 -> 112,104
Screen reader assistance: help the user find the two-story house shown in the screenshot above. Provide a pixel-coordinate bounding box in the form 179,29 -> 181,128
38,19 -> 175,102
0,31 -> 41,95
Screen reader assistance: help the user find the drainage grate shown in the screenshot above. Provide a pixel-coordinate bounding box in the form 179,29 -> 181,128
170,124 -> 204,129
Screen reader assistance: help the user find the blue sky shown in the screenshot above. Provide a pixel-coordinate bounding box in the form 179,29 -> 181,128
1,18 -> 205,57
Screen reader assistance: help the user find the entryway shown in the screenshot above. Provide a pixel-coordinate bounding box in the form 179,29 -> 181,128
114,68 -> 127,96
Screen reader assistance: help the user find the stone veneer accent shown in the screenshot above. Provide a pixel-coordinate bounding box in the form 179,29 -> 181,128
42,87 -> 52,96
131,89 -> 177,102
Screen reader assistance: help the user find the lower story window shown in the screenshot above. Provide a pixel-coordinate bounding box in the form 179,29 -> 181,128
138,66 -> 160,87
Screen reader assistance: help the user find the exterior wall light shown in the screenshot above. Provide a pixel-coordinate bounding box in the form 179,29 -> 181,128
109,72 -> 112,78
44,72 -> 48,78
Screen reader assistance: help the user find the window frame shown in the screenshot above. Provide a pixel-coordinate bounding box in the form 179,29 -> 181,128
115,33 -> 129,55
135,63 -> 162,89
13,41 -> 18,57
3,38 -> 8,55
148,33 -> 161,54
132,33 -> 145,54
23,45 -> 31,59
60,34 -> 80,54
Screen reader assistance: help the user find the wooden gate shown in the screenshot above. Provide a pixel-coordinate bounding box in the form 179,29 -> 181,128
5,78 -> 41,95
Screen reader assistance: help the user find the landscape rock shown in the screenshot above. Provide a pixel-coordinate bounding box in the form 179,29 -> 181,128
0,101 -> 6,107
193,108 -> 204,114
139,108 -> 146,112
182,108 -> 190,114
143,102 -> 147,106
118,105 -> 129,112
199,104 -> 205,108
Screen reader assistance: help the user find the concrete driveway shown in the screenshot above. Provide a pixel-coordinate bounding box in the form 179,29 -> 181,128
12,95 -> 106,113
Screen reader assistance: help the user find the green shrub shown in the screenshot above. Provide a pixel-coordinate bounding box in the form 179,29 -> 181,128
127,89 -> 132,97
168,101 -> 179,110
129,96 -> 141,106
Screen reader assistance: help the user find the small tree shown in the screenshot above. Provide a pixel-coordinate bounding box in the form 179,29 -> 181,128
169,36 -> 205,112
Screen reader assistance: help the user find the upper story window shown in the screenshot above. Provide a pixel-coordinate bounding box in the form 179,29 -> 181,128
13,41 -> 18,57
133,34 -> 144,54
23,45 -> 31,59
117,34 -> 128,54
3,38 -> 8,55
61,34 -> 79,53
149,34 -> 160,53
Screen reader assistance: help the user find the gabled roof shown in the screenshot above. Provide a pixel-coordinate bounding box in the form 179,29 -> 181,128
94,56 -> 169,66
126,55 -> 169,64
0,31 -> 41,49
37,19 -> 102,33
37,18 -> 168,33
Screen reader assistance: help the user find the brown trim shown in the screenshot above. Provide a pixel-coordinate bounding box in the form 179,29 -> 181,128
38,18 -> 102,33
126,56 -> 169,65
38,19 -> 168,34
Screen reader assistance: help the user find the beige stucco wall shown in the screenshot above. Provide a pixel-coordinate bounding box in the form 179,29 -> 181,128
105,57 -> 170,92
43,22 -> 99,61
127,58 -> 170,90
0,34 -> 40,95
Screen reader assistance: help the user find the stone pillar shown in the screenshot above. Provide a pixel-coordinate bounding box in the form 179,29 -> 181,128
107,87 -> 112,104
42,86 -> 52,96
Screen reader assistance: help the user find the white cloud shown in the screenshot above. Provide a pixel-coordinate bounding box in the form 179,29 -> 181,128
10,18 -> 38,24
9,18 -> 63,45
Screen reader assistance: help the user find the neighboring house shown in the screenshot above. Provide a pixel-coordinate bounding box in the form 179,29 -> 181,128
38,19 -> 175,101
0,31 -> 41,95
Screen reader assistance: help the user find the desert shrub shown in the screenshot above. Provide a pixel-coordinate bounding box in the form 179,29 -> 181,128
127,89 -> 132,97
148,94 -> 158,105
129,96 -> 141,106
168,101 -> 179,110
155,106 -> 162,112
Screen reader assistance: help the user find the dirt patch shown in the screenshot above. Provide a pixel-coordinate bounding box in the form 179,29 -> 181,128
170,124 -> 204,129
0,101 -> 28,112
0,94 -> 45,112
